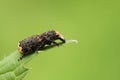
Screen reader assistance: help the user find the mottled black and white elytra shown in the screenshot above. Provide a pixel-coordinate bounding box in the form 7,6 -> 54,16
18,30 -> 65,59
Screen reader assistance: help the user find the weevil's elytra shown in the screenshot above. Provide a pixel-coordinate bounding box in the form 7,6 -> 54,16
18,30 -> 65,59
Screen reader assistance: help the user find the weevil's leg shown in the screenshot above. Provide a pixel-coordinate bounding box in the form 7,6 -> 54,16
36,44 -> 45,51
21,54 -> 24,59
52,41 -> 59,46
18,58 -> 21,61
18,54 -> 24,61
48,42 -> 52,45
20,56 -> 23,60
58,38 -> 65,43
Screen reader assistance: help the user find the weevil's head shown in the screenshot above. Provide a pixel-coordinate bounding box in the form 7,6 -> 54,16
54,30 -> 65,42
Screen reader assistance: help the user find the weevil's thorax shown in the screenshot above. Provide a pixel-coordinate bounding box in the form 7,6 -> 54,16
41,30 -> 58,40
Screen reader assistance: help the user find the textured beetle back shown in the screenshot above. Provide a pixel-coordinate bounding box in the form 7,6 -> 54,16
18,30 -> 65,57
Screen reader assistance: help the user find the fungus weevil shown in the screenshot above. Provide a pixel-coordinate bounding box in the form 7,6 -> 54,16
18,30 -> 65,59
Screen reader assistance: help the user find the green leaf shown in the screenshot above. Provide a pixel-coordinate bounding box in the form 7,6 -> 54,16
0,51 -> 36,80
0,40 -> 78,80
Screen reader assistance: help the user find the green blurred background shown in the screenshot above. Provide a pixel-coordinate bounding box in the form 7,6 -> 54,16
0,0 -> 120,80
